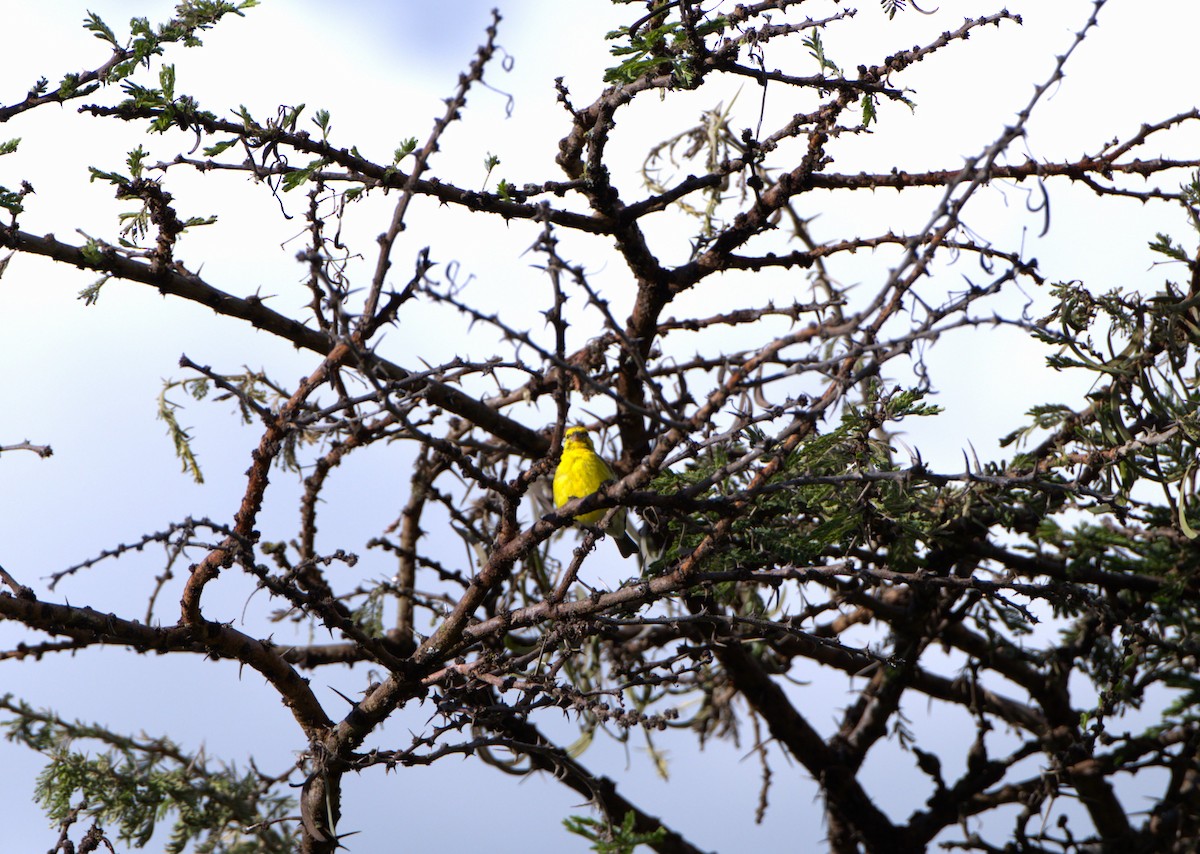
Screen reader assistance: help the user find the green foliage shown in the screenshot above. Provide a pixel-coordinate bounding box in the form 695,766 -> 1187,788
281,157 -> 330,192
803,30 -> 841,78
0,695 -> 295,854
880,0 -> 922,18
159,382 -> 206,484
90,1 -> 259,82
127,144 -> 149,179
88,146 -> 216,246
77,273 -> 112,305
563,811 -> 667,853
8,2 -> 1200,851
277,103 -> 305,132
0,171 -> 24,216
1180,171 -> 1200,209
483,152 -> 501,188
649,383 -> 944,576
313,108 -> 332,140
980,192 -> 1200,739
157,371 -> 308,480
640,98 -> 742,240
1149,232 -> 1190,263
201,137 -> 238,157
183,213 -> 218,229
1027,512 -> 1200,727
280,111 -> 328,190
862,92 -> 879,127
117,64 -> 217,134
351,584 -> 388,637
393,137 -> 418,162
604,9 -> 727,86
1025,272 -> 1200,515
85,11 -> 120,48
56,72 -> 100,100
79,237 -> 107,267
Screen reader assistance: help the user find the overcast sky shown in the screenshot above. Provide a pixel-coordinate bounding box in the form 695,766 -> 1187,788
3,1 -> 1200,851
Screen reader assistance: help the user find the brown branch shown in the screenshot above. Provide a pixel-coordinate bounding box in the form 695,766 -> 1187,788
362,11 -> 501,324
484,713 -> 714,854
83,102 -> 611,234
0,227 -> 548,457
714,638 -> 906,852
0,590 -> 332,735
0,440 -> 53,458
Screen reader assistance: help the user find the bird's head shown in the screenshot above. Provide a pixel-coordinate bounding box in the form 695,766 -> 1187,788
563,426 -> 595,451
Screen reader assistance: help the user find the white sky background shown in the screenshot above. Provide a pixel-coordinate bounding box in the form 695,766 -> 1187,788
1,1 -> 1199,852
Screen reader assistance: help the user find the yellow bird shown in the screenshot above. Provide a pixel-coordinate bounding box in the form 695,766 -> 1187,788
553,426 -> 639,559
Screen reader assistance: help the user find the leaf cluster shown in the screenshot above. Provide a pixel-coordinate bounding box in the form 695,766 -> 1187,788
1,696 -> 295,854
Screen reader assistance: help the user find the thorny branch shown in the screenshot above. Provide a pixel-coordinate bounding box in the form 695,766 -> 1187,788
4,2 -> 1200,853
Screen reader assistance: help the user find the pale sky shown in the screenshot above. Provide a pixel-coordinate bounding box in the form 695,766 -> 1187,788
2,1 -> 1199,851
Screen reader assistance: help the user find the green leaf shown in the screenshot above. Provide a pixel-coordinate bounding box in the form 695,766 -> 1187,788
803,30 -> 841,77
1,695 -> 296,853
1149,232 -> 1189,263
280,157 -> 329,192
158,384 -> 205,483
0,188 -> 23,215
202,138 -> 238,157
564,811 -> 667,854
313,108 -> 332,139
57,73 -> 82,98
159,63 -> 176,100
84,11 -> 118,47
126,145 -> 148,179
862,93 -> 878,127
394,137 -> 418,162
